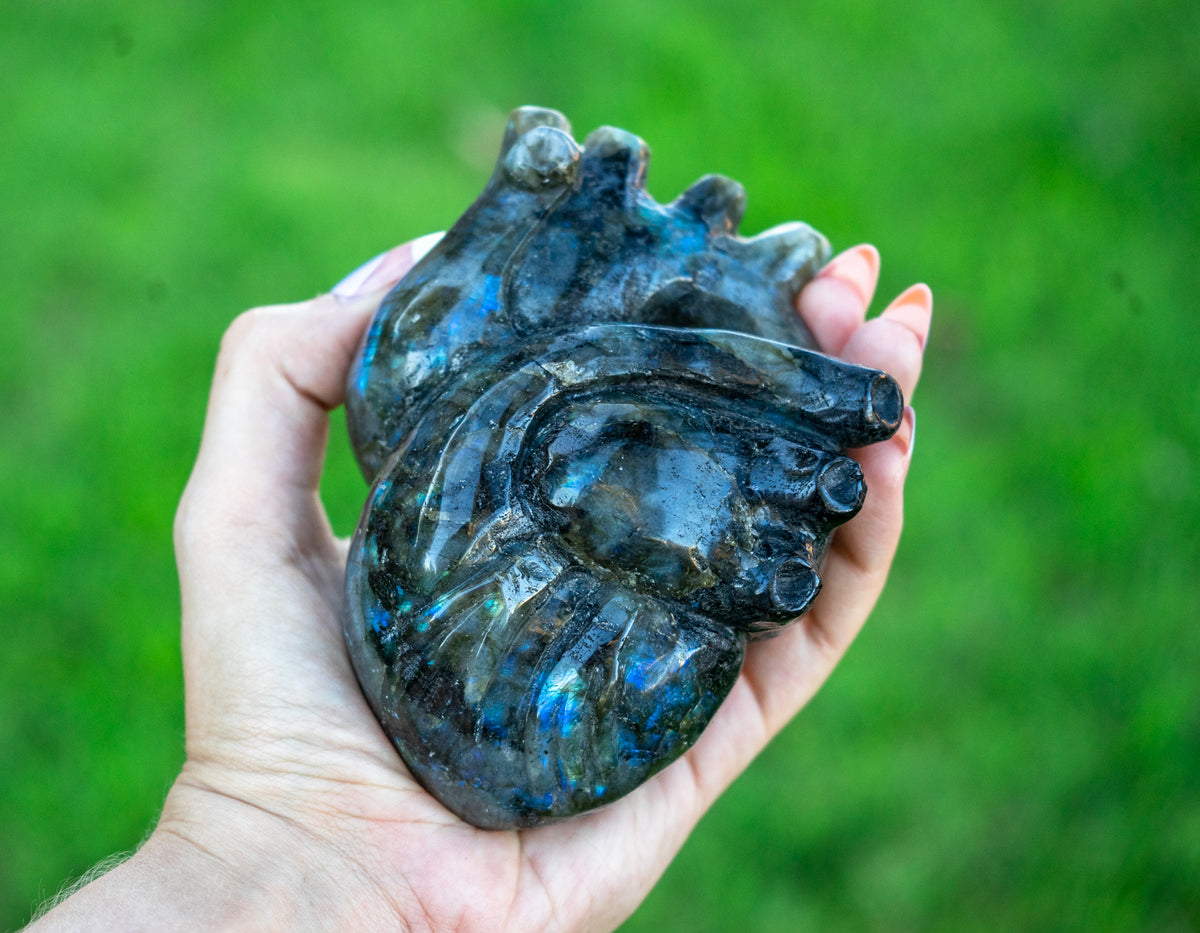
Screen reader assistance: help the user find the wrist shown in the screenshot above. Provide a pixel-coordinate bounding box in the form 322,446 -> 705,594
28,775 -> 406,932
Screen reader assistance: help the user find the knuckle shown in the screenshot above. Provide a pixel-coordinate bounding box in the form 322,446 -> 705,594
218,305 -> 277,362
173,484 -> 199,557
173,478 -> 214,558
173,480 -> 270,567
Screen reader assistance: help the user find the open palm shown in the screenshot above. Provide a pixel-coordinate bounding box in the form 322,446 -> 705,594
33,238 -> 928,932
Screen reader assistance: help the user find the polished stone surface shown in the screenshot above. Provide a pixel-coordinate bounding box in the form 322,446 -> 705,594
344,107 -> 902,829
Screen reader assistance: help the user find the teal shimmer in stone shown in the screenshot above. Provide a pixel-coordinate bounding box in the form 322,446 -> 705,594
343,107 -> 902,829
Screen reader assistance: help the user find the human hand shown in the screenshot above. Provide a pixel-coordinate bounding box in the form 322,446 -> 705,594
30,238 -> 928,932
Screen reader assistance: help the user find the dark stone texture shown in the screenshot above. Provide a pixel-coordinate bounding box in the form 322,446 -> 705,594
344,107 -> 902,829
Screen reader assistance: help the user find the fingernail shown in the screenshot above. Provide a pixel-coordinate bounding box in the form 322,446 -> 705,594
330,233 -> 445,302
357,241 -> 415,294
817,243 -> 880,306
407,231 -> 444,266
895,406 -> 916,465
331,251 -> 387,298
883,283 -> 933,351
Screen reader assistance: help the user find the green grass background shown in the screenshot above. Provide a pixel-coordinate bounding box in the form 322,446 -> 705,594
2,1 -> 1197,929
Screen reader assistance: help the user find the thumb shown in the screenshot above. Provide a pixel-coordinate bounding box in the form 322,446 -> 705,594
176,289 -> 378,556
176,235 -> 440,559
172,240 -> 431,742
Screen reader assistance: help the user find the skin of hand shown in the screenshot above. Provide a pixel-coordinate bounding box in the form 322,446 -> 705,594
29,238 -> 929,933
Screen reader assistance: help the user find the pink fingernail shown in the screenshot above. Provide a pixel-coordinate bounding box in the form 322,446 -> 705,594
896,406 -> 916,465
891,282 -> 932,311
884,284 -> 933,351
816,243 -> 880,306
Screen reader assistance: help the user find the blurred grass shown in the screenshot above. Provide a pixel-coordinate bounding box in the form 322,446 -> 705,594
2,1 -> 1197,929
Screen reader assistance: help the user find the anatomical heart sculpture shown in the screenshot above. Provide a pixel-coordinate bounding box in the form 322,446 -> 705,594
343,107 -> 902,828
